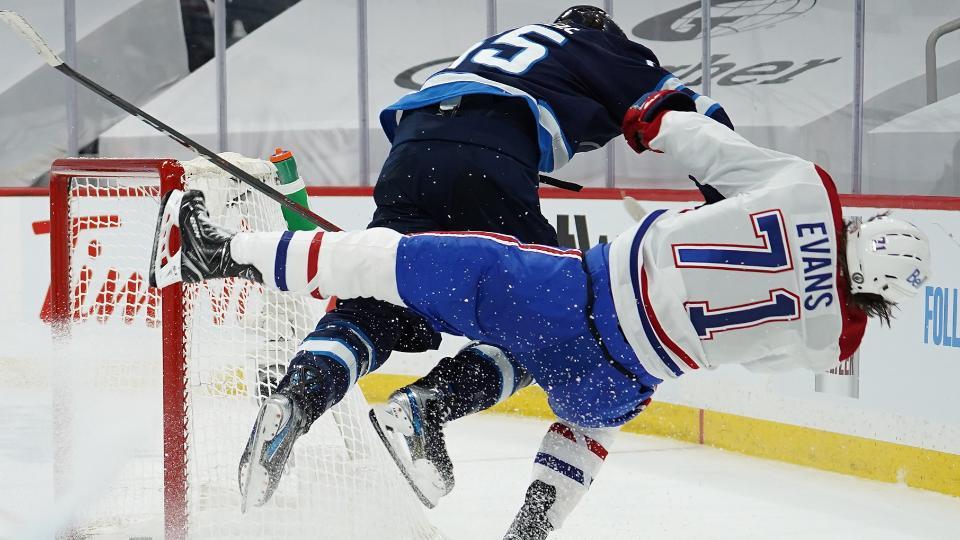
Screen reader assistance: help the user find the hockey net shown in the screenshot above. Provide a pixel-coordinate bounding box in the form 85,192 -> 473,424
48,155 -> 440,539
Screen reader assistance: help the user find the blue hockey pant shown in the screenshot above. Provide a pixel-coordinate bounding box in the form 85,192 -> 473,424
231,227 -> 658,428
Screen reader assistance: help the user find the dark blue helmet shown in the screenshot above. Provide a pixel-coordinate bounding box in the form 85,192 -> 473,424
555,5 -> 626,39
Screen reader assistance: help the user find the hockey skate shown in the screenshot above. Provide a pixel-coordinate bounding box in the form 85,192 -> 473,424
503,480 -> 556,540
150,189 -> 261,288
369,385 -> 454,508
238,392 -> 307,512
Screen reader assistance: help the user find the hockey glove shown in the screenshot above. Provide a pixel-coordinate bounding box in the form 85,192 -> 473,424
621,90 -> 696,154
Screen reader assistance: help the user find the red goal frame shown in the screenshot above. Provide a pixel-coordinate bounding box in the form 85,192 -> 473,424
48,158 -> 189,539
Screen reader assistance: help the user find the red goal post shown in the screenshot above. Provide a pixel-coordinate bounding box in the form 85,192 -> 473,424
49,158 -> 189,536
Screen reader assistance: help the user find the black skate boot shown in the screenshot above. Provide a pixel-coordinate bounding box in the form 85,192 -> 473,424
238,392 -> 306,512
369,384 -> 454,508
150,189 -> 261,288
503,480 -> 556,540
239,362 -> 330,511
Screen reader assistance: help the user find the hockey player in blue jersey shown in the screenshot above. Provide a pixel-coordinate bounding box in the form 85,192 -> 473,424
227,3 -> 735,515
155,89 -> 931,538
369,4 -> 731,509
375,3 -> 730,466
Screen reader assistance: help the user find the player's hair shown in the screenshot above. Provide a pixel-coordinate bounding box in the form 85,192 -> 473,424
839,214 -> 897,326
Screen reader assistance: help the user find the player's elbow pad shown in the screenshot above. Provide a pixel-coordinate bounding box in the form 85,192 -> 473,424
621,90 -> 696,154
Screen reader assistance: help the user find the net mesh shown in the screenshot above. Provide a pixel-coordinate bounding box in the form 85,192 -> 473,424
58,155 -> 439,539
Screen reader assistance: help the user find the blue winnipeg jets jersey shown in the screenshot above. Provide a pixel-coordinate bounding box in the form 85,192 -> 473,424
380,23 -> 732,173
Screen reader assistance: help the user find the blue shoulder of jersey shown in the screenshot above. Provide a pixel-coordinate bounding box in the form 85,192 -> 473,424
379,70 -> 573,173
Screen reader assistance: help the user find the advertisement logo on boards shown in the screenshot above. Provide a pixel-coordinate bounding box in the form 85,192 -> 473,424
923,285 -> 960,348
632,0 -> 817,42
33,215 -> 160,326
33,215 -> 256,327
556,214 -> 609,251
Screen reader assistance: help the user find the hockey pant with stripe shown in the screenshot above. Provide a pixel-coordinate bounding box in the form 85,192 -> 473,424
230,227 -> 658,428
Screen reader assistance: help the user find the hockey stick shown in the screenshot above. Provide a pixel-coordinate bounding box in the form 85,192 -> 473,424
0,10 -> 341,232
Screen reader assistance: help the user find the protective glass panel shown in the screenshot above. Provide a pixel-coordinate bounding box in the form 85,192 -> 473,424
218,0 -> 358,186
617,1 -> 853,190
862,1 -> 960,196
0,1 -> 65,186
77,0 -> 190,160
93,0 -> 200,164
366,0 -> 489,186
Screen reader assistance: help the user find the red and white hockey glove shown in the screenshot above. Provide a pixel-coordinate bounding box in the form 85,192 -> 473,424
621,90 -> 696,154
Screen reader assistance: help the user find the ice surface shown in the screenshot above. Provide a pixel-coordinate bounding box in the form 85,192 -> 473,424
433,416 -> 960,540
2,388 -> 959,539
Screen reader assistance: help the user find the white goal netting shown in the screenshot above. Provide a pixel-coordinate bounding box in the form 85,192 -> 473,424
50,154 -> 440,539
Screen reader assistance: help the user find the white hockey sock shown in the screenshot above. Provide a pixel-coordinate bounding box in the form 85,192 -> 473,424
530,422 -> 618,529
230,228 -> 405,304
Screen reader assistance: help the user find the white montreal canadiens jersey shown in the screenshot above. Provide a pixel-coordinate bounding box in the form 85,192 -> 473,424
607,112 -> 864,381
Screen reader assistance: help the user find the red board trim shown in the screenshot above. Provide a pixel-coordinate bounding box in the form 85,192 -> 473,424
300,186 -> 960,209
0,187 -> 49,196
5,184 -> 960,210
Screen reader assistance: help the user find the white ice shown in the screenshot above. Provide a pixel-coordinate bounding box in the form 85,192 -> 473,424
2,388 -> 959,539
434,415 -> 960,540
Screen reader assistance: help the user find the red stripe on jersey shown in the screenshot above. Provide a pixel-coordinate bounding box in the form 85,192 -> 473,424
815,165 -> 867,361
585,437 -> 608,460
640,268 -> 700,370
307,232 -> 324,300
306,232 -> 323,282
419,231 -> 583,258
549,422 -> 577,442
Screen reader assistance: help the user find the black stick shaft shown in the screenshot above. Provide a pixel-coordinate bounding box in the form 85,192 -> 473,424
55,63 -> 342,232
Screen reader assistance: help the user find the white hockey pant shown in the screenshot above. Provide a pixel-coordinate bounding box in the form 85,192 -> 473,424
230,228 -> 405,304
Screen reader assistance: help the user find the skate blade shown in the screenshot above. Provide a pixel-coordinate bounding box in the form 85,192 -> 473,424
240,399 -> 285,513
149,189 -> 184,288
369,408 -> 442,508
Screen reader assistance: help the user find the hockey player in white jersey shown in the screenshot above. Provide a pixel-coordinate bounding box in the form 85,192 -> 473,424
153,89 -> 930,538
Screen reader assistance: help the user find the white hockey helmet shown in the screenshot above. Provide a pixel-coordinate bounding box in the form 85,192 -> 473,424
845,216 -> 931,304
